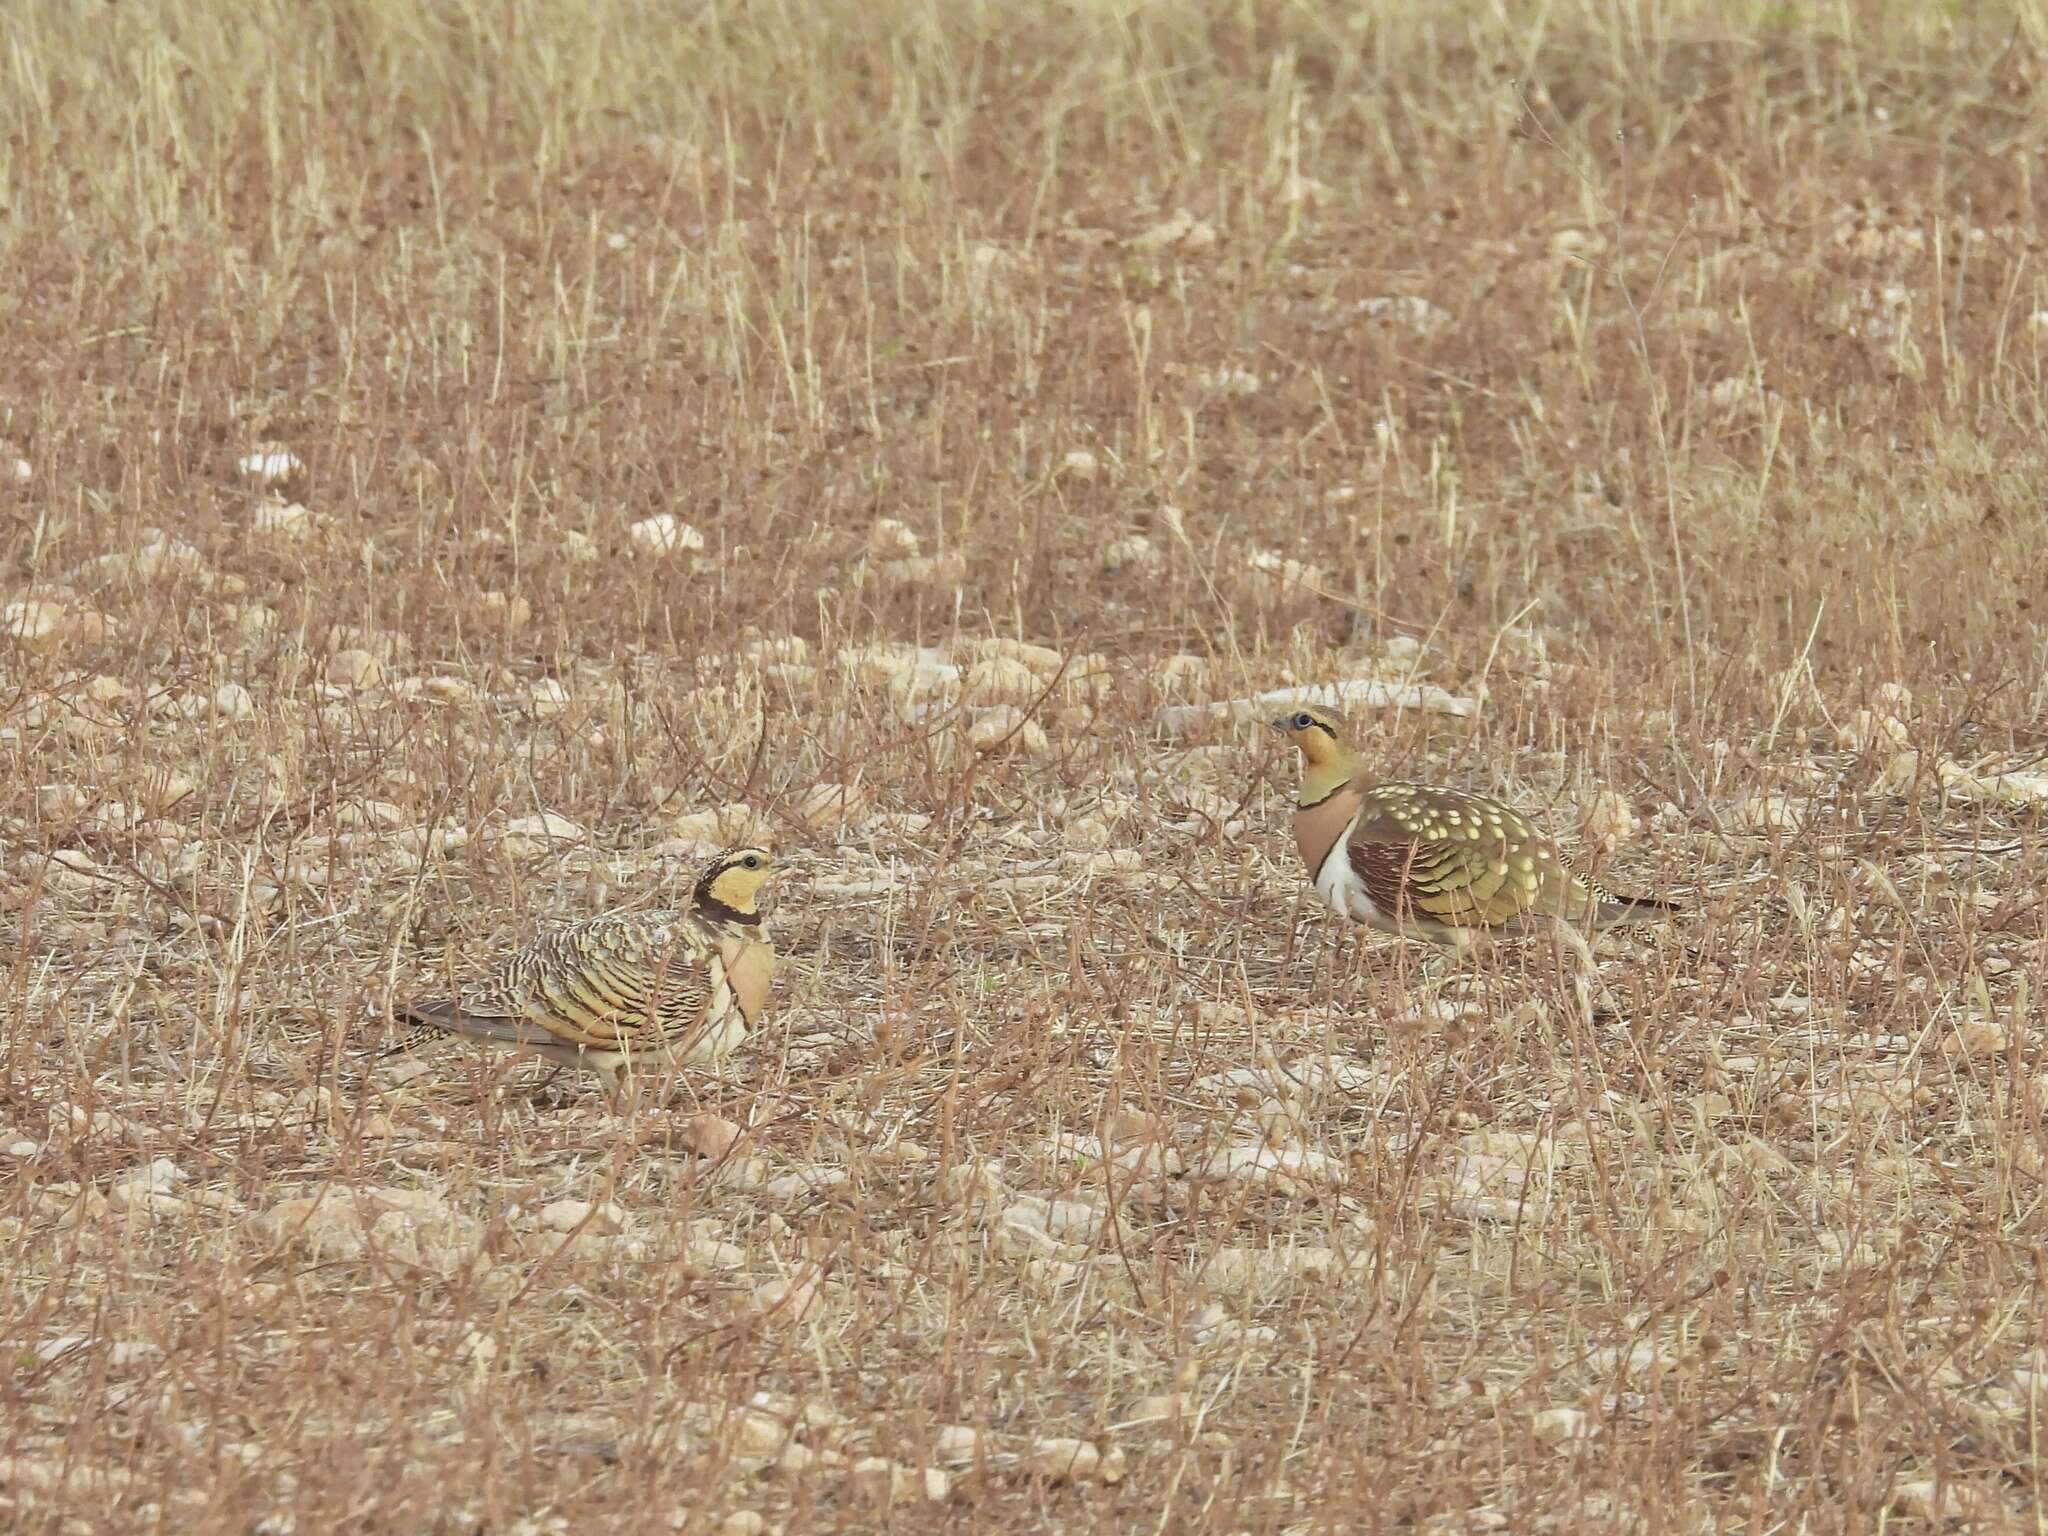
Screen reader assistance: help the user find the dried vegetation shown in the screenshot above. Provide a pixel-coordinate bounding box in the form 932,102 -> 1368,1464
4,0 -> 2048,1529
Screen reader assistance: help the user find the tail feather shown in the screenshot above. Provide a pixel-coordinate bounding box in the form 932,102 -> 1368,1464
382,998 -> 459,1058
1593,890 -> 1684,927
386,999 -> 564,1055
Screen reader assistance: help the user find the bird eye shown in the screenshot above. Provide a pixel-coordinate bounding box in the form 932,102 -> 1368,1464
1292,712 -> 1314,730
742,854 -> 761,869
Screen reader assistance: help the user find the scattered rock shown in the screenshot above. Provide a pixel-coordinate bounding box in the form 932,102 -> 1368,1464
1355,295 -> 1452,334
536,1199 -> 628,1236
744,634 -> 810,666
251,499 -> 319,540
106,1158 -> 189,1214
239,446 -> 304,482
250,1186 -> 483,1276
850,1456 -> 945,1506
212,682 -> 257,719
1731,794 -> 1805,833
867,518 -> 920,558
1130,209 -> 1217,251
1029,1437 -> 1123,1483
1938,760 -> 2048,806
87,531 -> 204,584
796,782 -> 866,828
760,1167 -> 848,1201
967,638 -> 1065,677
1580,789 -> 1638,848
888,660 -> 962,723
480,591 -> 532,632
3,599 -> 110,651
629,514 -> 705,555
1891,1481 -> 2002,1523
1158,677 -> 1480,735
872,553 -> 967,587
1102,533 -> 1163,573
963,656 -> 1041,706
500,812 -> 585,844
999,1195 -> 1110,1248
36,784 -> 88,820
670,802 -> 757,848
1203,1246 -> 1364,1290
325,649 -> 383,690
1531,1408 -> 1593,1447
1245,549 -> 1322,596
749,1269 -> 827,1324
968,706 -> 1049,755
1198,1141 -> 1345,1192
681,1113 -> 744,1160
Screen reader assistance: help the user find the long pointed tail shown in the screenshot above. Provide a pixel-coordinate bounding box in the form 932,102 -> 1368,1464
380,998 -> 460,1057
1593,890 -> 1684,927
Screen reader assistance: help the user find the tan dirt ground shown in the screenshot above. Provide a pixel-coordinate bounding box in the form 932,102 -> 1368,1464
3,3 -> 2047,1530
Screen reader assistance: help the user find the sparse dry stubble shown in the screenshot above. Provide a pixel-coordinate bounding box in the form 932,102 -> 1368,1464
2,0 -> 2047,1530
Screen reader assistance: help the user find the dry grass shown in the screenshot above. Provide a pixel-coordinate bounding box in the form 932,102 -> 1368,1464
4,0 -> 2048,1529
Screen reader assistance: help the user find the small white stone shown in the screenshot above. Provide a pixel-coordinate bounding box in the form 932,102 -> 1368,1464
750,1270 -> 826,1323
537,1199 -> 627,1235
251,499 -> 319,540
962,656 -> 1041,706
1580,789 -> 1638,847
1198,1141 -> 1345,1191
1029,1437 -> 1102,1481
325,649 -> 383,690
1102,533 -> 1163,573
1531,1407 -> 1592,1446
866,518 -> 921,558
3,600 -> 67,648
456,1330 -> 498,1366
1121,1393 -> 1189,1425
36,784 -> 87,819
871,552 -> 966,587
239,447 -> 304,482
213,682 -> 256,719
628,513 -> 706,555
887,661 -> 962,723
501,812 -> 585,843
968,706 -> 1049,755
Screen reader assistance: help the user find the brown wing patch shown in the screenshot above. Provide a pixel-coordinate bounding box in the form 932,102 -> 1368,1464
459,911 -> 719,1052
1349,785 -> 1595,932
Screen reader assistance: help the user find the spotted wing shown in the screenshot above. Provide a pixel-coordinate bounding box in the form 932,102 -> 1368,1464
1346,785 -> 1592,931
459,910 -> 717,1051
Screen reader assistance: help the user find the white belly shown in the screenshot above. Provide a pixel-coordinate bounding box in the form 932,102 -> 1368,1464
1312,829 -> 1391,929
668,959 -> 748,1067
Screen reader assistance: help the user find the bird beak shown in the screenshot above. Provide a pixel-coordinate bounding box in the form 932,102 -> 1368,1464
1266,715 -> 1294,734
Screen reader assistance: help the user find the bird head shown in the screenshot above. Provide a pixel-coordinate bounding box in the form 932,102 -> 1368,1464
695,846 -> 780,919
1268,704 -> 1348,767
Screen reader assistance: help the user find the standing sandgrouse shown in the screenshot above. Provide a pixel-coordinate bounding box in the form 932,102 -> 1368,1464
386,846 -> 782,1096
1271,707 -> 1678,952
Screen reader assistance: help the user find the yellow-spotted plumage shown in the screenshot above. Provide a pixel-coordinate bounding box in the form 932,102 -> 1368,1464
387,846 -> 780,1096
1271,706 -> 1679,952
